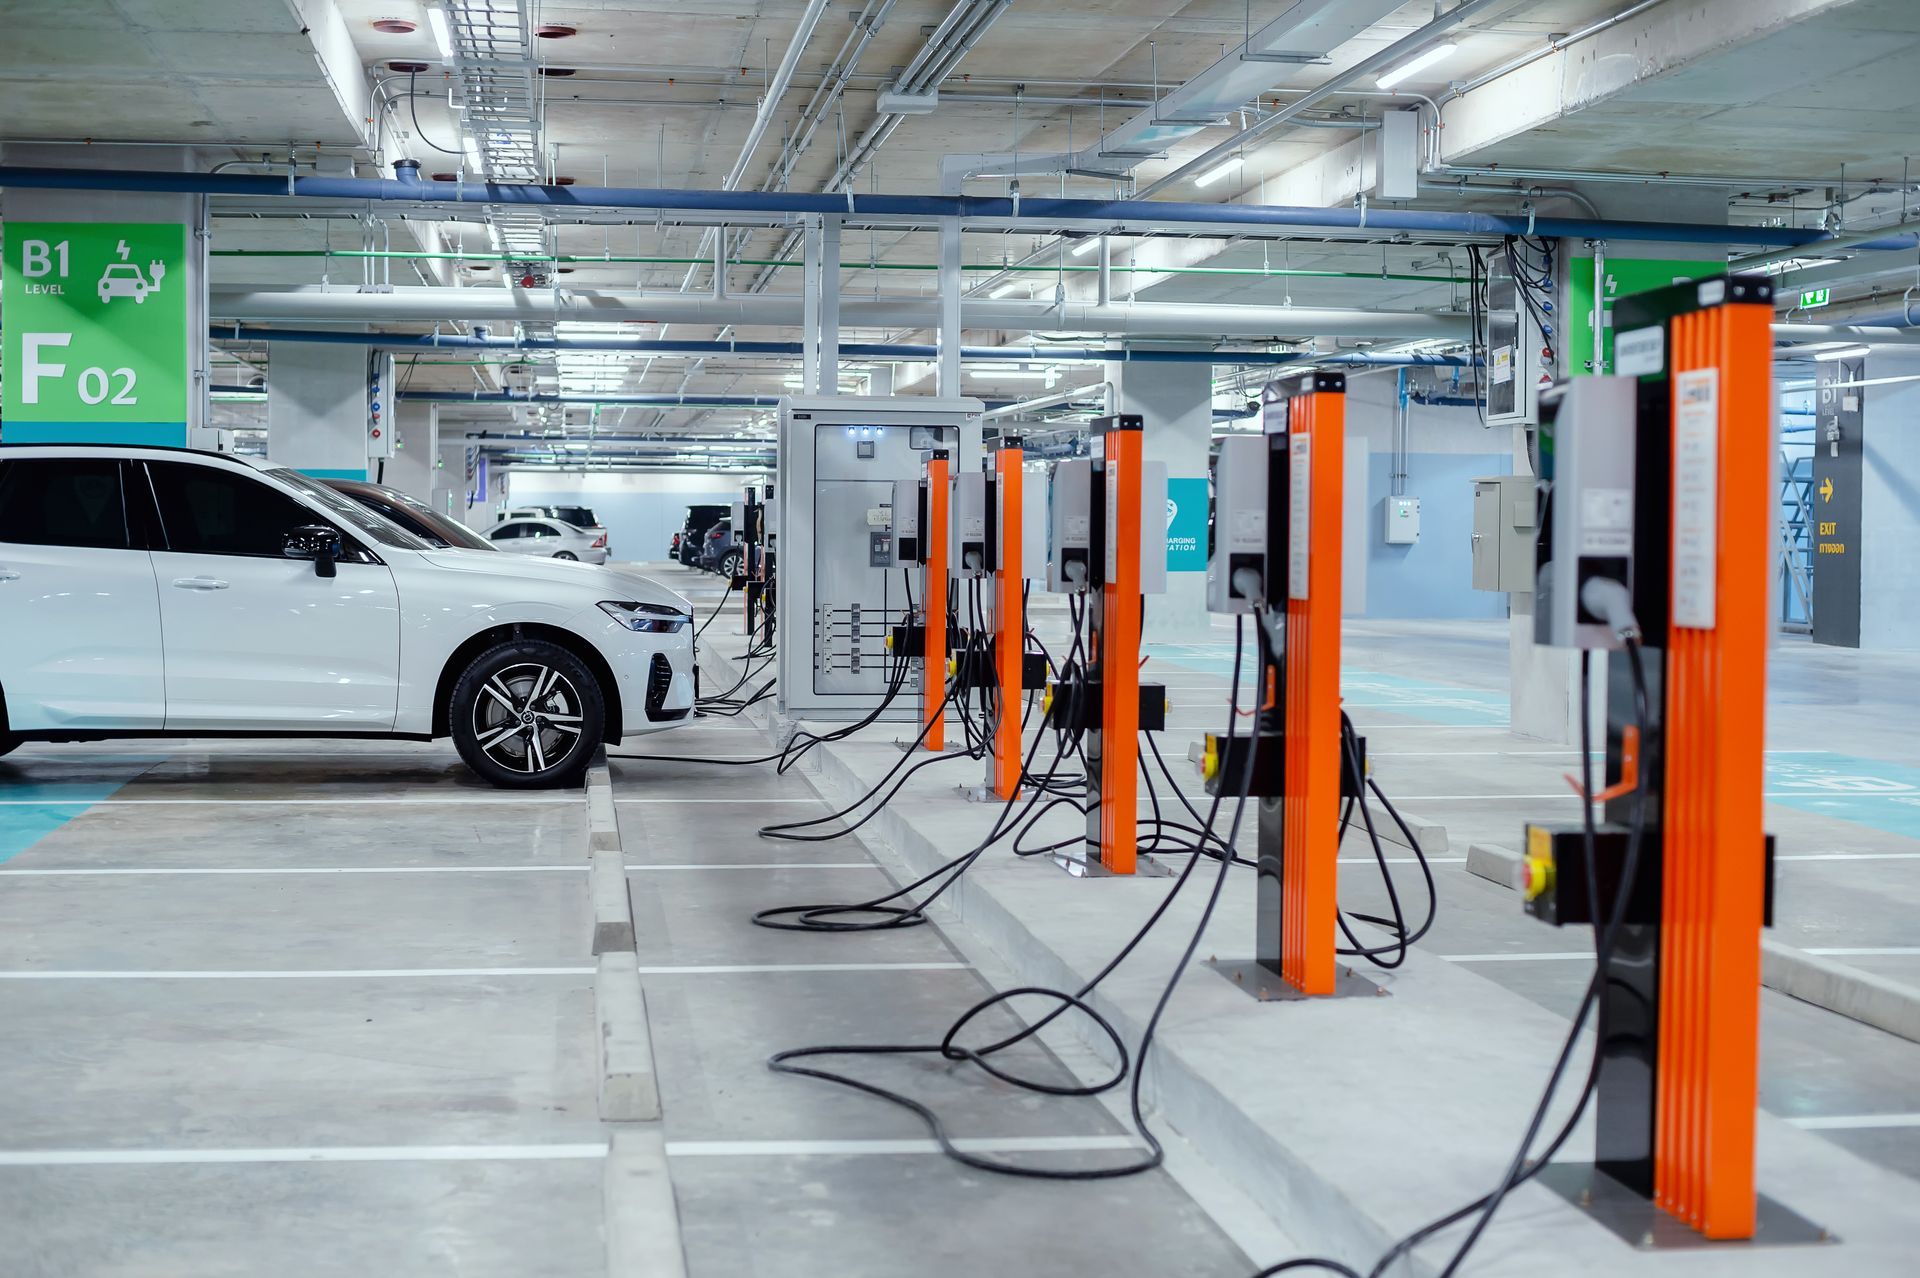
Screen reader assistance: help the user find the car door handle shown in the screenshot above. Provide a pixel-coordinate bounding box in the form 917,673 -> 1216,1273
171,576 -> 230,591
0,568 -> 18,582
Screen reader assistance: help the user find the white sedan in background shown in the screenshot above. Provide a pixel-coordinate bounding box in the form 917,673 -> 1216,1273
481,517 -> 610,564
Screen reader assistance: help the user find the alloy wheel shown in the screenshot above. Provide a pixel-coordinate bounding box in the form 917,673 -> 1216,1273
470,663 -> 586,775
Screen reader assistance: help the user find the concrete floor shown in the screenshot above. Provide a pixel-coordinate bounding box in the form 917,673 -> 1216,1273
1,559 -> 1915,1274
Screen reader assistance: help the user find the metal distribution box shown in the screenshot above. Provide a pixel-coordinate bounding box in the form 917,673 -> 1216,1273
775,395 -> 983,720
1383,495 -> 1420,544
1471,475 -> 1537,594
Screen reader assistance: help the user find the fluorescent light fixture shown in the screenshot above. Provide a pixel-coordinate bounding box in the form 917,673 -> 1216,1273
971,366 -> 1056,380
1194,156 -> 1243,188
1069,237 -> 1103,258
988,282 -> 1025,299
1376,41 -> 1457,91
1812,344 -> 1871,362
427,6 -> 453,59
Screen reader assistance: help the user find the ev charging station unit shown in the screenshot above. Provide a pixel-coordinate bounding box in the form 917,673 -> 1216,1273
1044,415 -> 1167,874
1203,373 -> 1362,998
1519,274 -> 1810,1245
736,484 -> 773,647
775,396 -> 983,721
950,437 -> 1048,798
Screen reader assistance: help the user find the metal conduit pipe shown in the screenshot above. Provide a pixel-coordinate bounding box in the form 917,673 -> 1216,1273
2,166 -> 1873,249
402,391 -> 783,407
209,286 -> 1471,339
720,0 -> 834,192
983,383 -> 1113,421
213,324 -> 1475,367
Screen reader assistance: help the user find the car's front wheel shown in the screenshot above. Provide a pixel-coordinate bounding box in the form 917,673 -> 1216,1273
449,640 -> 604,788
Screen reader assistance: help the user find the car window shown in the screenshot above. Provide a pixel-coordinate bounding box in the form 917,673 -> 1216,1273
147,461 -> 344,558
0,457 -> 129,549
489,523 -> 526,541
269,469 -> 426,551
555,506 -> 595,526
532,522 -> 562,538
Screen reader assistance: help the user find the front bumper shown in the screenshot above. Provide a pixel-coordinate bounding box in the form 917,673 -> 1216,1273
597,616 -> 696,737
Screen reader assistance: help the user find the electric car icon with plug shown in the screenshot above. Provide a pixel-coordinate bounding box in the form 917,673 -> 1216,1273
97,259 -> 165,305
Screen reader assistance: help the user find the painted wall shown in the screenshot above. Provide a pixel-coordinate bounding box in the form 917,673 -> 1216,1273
1860,353 -> 1920,650
508,470 -> 770,565
1337,371 -> 1511,619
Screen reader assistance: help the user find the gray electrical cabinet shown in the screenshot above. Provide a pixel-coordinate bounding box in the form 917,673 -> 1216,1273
1471,474 -> 1538,595
775,395 -> 983,720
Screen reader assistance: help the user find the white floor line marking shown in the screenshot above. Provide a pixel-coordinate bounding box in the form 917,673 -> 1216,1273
0,866 -> 585,877
614,797 -> 813,805
664,1135 -> 1143,1158
1441,952 -> 1592,963
625,863 -> 873,871
1780,853 -> 1920,862
0,968 -> 595,980
0,1144 -> 610,1167
1805,946 -> 1920,957
1788,1114 -> 1920,1131
633,962 -> 971,975
0,797 -> 574,807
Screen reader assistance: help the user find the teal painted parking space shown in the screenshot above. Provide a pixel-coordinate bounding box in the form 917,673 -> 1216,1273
1145,645 -> 1510,725
1766,753 -> 1920,840
0,765 -> 161,865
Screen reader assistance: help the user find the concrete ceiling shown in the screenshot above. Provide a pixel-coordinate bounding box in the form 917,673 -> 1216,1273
12,0 -> 1920,442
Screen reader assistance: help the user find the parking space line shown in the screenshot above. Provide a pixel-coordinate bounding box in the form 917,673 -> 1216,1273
0,866 -> 585,876
1788,1114 -> 1920,1131
1780,853 -> 1920,862
0,961 -> 970,980
1441,952 -> 1591,963
0,797 -> 575,807
1804,946 -> 1920,957
0,1143 -> 611,1167
624,862 -> 874,870
664,1136 -> 1143,1157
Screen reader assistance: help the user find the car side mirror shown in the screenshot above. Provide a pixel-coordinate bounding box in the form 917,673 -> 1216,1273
283,524 -> 342,578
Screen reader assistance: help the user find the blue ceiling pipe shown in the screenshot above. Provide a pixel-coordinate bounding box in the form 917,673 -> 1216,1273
214,324 -> 1475,368
1,165 -> 1896,251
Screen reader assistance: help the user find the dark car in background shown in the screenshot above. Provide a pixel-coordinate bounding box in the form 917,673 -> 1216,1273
323,478 -> 498,551
679,503 -> 728,565
700,517 -> 743,578
508,504 -> 602,532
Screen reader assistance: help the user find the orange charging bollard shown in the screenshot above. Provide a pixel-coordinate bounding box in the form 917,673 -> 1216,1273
1096,417 -> 1144,875
989,441 -> 1024,799
922,450 -> 950,752
1278,374 -> 1345,996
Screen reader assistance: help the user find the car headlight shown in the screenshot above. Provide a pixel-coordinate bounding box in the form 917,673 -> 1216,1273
598,600 -> 691,633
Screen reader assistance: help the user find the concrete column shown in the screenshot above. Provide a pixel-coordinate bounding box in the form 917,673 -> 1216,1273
383,402 -> 438,503
801,217 -> 822,395
0,144 -> 209,447
435,438 -> 476,527
1106,353 -> 1211,642
265,341 -> 372,479
937,218 -> 963,397
819,215 -> 841,392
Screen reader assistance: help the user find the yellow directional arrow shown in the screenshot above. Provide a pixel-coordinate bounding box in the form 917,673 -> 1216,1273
1820,477 -> 1835,503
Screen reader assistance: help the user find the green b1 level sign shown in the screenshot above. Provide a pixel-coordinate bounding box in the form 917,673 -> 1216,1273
3,221 -> 189,445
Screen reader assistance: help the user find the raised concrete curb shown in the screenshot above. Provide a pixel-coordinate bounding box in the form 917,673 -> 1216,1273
1375,807 -> 1449,855
596,953 -> 662,1122
1456,836 -> 1920,1048
603,1125 -> 688,1278
1465,841 -> 1522,889
781,726 -> 1920,1276
587,758 -> 636,955
1763,940 -> 1920,1047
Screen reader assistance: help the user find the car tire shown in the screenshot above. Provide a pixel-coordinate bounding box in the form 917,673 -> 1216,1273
720,549 -> 743,580
449,639 -> 604,789
0,735 -> 20,759
553,551 -> 578,560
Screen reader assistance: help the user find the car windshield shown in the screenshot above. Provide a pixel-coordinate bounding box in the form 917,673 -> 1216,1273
385,490 -> 496,551
268,469 -> 429,551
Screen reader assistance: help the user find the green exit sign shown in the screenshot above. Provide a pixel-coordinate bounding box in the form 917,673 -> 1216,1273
1801,288 -> 1831,310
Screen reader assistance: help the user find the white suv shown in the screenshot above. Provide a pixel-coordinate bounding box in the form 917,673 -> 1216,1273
0,445 -> 696,787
